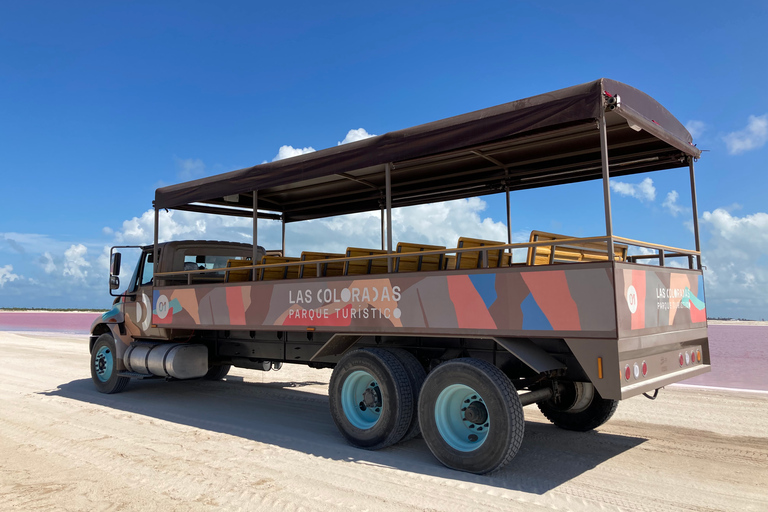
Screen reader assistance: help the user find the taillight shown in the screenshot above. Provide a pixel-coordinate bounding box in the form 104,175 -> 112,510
624,364 -> 631,381
679,353 -> 685,367
633,363 -> 640,379
697,350 -> 702,362
642,361 -> 648,377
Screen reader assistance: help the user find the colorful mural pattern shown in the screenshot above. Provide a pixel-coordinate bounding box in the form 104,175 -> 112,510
151,267 -> 621,336
618,267 -> 706,333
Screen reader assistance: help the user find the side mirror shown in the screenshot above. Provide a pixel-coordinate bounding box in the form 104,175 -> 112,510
109,275 -> 120,290
110,253 -> 122,276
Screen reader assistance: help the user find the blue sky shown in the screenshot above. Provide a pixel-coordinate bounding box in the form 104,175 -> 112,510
1,1 -> 766,319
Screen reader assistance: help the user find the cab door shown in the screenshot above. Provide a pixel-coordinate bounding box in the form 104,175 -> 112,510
123,249 -> 166,339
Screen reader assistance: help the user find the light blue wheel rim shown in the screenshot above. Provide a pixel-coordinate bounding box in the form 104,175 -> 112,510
94,345 -> 114,383
434,384 -> 489,452
341,370 -> 382,429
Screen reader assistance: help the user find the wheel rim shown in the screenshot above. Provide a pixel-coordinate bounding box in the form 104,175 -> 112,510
341,370 -> 382,429
434,384 -> 489,452
94,345 -> 114,383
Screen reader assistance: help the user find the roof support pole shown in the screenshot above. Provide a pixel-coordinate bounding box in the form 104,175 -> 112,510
281,215 -> 286,256
506,185 -> 512,250
153,204 -> 159,281
385,163 -> 393,272
598,114 -> 615,260
380,203 -> 385,251
252,190 -> 258,280
688,158 -> 702,270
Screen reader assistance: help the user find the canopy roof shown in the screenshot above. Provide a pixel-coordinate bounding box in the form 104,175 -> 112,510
155,78 -> 699,222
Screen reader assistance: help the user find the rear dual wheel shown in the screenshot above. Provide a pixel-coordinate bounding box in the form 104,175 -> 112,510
537,381 -> 618,431
418,358 -> 524,474
203,364 -> 231,381
328,348 -> 414,450
330,352 -> 525,474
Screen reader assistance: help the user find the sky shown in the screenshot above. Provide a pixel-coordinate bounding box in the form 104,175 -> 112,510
0,1 -> 766,320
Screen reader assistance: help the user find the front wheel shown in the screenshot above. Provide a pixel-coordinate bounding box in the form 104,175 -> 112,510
418,358 -> 524,474
90,333 -> 129,394
328,348 -> 413,450
537,381 -> 618,431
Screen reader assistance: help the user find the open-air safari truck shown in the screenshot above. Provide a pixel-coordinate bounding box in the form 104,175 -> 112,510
91,78 -> 709,474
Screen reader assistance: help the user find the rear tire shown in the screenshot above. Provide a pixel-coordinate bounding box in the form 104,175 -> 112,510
537,382 -> 618,431
418,358 -> 524,474
203,364 -> 231,380
384,348 -> 426,442
328,348 -> 413,450
90,333 -> 129,394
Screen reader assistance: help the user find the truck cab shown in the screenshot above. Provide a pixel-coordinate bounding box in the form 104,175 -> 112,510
90,240 -> 262,355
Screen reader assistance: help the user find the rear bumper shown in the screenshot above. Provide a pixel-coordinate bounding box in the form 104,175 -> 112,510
620,364 -> 710,399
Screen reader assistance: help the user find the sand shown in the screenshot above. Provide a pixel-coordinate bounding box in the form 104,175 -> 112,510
1,331 -> 766,511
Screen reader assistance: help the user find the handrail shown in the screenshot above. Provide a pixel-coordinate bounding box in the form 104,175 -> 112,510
611,236 -> 700,256
152,235 -> 702,279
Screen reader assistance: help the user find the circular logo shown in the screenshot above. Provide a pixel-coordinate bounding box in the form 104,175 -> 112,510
156,294 -> 170,319
626,285 -> 638,314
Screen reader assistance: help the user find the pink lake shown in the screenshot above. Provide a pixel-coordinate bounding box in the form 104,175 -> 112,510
0,311 -> 99,334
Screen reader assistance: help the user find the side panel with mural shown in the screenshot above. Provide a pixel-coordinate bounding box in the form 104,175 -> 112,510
152,264 -> 619,338
615,264 -> 707,336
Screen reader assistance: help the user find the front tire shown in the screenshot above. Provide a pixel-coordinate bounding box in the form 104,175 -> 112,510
418,358 -> 524,474
90,333 -> 129,394
537,381 -> 618,431
328,348 -> 413,450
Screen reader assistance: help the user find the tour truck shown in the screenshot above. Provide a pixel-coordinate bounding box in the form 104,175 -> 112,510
90,78 -> 710,474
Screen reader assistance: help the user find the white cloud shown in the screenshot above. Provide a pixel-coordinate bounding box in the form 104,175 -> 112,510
107,197 -> 512,258
663,190 -> 688,217
281,197 -> 514,257
685,120 -> 706,139
610,177 -> 656,202
113,209 -> 254,246
700,208 -> 768,319
62,244 -> 91,281
2,235 -> 25,254
41,252 -> 57,273
0,232 -> 71,255
338,128 -> 376,145
0,265 -> 20,287
175,157 -> 207,180
723,114 -> 768,154
272,145 -> 316,162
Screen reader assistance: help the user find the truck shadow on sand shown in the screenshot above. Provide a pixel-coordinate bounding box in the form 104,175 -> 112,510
42,377 -> 646,495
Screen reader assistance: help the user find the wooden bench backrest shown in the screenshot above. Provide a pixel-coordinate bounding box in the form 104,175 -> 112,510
395,243 -> 445,272
260,256 -> 300,280
527,231 -> 627,265
225,259 -> 253,282
454,237 -> 507,269
300,252 -> 345,278
344,248 -> 389,275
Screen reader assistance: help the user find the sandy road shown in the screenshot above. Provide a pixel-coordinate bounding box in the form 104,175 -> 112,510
1,332 -> 766,512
